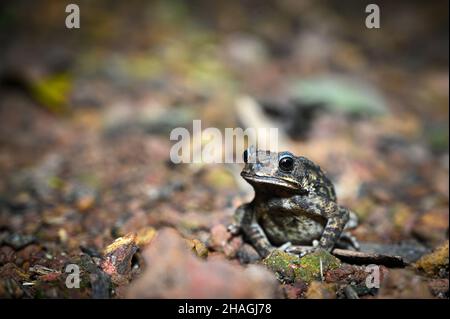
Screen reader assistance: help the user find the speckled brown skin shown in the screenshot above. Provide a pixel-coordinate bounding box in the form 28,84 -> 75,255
232,147 -> 359,258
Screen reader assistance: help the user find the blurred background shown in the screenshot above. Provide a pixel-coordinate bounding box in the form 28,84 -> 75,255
0,0 -> 448,298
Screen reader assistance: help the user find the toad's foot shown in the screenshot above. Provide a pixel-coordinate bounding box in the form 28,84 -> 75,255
227,223 -> 241,236
277,241 -> 293,252
337,232 -> 360,251
284,240 -> 320,257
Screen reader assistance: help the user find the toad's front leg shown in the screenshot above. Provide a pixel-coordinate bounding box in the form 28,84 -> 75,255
232,203 -> 275,258
268,195 -> 349,252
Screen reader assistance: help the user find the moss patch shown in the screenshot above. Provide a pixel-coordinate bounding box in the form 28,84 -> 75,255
263,249 -> 341,284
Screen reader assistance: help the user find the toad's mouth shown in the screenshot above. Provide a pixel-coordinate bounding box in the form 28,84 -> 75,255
241,172 -> 301,191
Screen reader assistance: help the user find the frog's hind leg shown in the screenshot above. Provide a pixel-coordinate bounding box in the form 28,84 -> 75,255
230,203 -> 274,258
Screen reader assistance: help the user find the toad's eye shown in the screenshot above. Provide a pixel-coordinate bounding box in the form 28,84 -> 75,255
243,149 -> 249,163
279,155 -> 294,172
